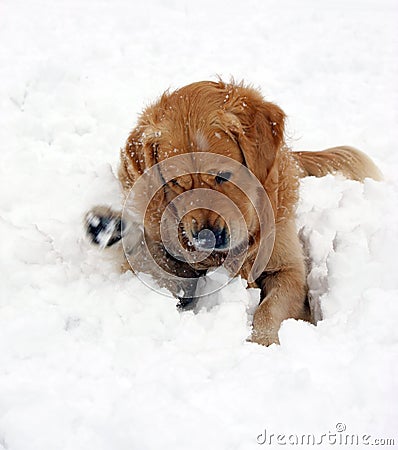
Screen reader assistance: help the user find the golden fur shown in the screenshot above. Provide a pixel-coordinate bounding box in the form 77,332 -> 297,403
87,80 -> 381,346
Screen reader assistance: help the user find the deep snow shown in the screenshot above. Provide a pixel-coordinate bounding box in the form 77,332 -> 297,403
1,1 -> 397,449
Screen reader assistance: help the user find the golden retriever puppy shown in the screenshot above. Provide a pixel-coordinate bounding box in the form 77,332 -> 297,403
85,80 -> 382,346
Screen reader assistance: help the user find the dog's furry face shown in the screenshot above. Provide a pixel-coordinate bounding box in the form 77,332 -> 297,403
156,152 -> 261,270
120,81 -> 285,272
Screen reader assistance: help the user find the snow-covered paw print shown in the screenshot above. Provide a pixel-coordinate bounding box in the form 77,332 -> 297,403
85,206 -> 124,248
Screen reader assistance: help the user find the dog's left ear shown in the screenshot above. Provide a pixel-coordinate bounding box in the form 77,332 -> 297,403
221,87 -> 286,186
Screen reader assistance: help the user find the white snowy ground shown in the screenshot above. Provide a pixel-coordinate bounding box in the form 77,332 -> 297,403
1,1 -> 397,449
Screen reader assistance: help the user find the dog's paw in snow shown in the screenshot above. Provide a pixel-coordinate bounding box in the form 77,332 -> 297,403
84,206 -> 124,248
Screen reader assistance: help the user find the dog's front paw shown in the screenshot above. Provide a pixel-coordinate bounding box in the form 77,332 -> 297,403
84,206 -> 123,248
250,307 -> 281,346
249,329 -> 280,346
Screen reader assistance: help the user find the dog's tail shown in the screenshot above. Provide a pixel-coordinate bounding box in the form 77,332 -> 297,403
293,146 -> 382,181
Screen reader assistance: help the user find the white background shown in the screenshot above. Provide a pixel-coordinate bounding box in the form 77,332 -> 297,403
0,1 -> 397,449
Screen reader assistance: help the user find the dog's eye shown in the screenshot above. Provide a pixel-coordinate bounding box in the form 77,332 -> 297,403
215,171 -> 232,184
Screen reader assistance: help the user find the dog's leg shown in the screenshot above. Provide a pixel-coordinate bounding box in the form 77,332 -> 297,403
251,267 -> 311,346
251,221 -> 312,346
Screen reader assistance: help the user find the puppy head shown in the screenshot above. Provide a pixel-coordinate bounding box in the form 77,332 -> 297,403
123,80 -> 283,270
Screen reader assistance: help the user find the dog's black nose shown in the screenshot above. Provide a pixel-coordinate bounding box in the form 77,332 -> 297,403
192,227 -> 228,250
